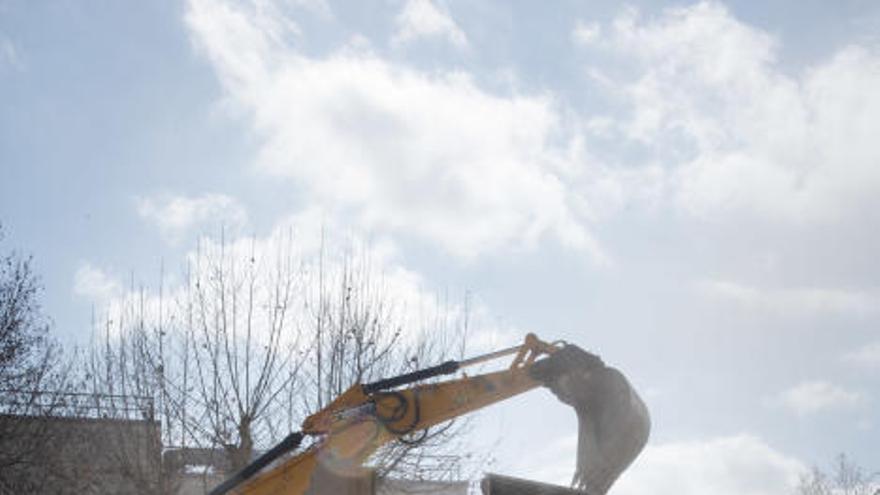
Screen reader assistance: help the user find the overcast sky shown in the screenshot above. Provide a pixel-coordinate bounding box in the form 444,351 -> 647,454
2,1 -> 880,493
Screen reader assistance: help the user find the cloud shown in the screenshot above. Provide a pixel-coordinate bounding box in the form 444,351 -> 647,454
0,35 -> 22,71
392,0 -> 468,48
291,0 -> 332,19
778,381 -> 863,416
136,192 -> 248,244
697,279 -> 880,317
74,263 -> 122,305
518,434 -> 805,495
185,0 -> 608,263
588,2 -> 880,223
616,435 -> 805,495
183,0 -> 880,268
213,209 -> 522,348
90,206 -> 517,349
843,342 -> 880,369
572,21 -> 601,45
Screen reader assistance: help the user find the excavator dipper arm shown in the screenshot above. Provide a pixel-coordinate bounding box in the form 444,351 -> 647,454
211,334 -> 617,495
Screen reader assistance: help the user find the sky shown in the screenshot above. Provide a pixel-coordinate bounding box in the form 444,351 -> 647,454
2,0 -> 880,493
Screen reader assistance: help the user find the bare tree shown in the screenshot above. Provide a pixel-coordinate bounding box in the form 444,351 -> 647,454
0,226 -> 162,494
0,224 -> 73,492
81,297 -> 170,495
798,454 -> 879,495
177,232 -> 304,471
85,230 -> 307,484
87,228 -> 477,491
303,241 -> 474,482
0,225 -> 55,401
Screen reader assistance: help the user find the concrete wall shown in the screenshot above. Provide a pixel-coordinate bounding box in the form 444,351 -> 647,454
0,414 -> 163,494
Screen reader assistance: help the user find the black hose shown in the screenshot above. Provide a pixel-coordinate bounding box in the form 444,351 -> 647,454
208,431 -> 304,495
373,389 -> 422,437
363,360 -> 459,394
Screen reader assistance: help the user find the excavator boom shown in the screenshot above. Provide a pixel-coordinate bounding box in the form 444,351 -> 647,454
211,333 -> 648,495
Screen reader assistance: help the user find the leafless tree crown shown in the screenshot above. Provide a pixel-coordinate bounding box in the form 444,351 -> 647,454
85,230 -> 476,484
797,454 -> 879,495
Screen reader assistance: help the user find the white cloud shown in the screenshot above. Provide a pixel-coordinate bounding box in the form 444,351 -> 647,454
91,207 -> 515,350
392,0 -> 468,48
74,262 -> 184,339
0,35 -> 22,71
779,380 -> 863,416
136,192 -> 248,244
697,279 -> 880,317
843,342 -> 880,369
590,2 -> 880,223
616,435 -> 805,495
291,0 -> 332,19
572,21 -> 601,45
74,263 -> 122,305
265,210 -> 521,349
517,434 -> 805,495
512,433 -> 580,486
185,0 -> 608,263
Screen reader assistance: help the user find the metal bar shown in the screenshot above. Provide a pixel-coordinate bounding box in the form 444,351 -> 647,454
209,431 -> 305,495
457,344 -> 522,369
362,345 -> 527,394
363,360 -> 460,394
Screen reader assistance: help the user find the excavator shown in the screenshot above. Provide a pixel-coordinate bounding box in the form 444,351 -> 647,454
209,333 -> 650,495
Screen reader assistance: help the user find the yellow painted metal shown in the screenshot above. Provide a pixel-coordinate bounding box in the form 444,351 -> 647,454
231,334 -> 559,494
302,386 -> 369,434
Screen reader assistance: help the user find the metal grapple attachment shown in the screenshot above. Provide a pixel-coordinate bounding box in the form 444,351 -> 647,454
529,344 -> 605,392
529,345 -> 651,494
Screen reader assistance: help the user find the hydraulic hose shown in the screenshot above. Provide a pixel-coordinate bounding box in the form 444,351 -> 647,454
209,431 -> 304,495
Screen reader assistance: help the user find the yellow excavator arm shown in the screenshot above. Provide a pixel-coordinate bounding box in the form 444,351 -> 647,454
209,333 -> 642,495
